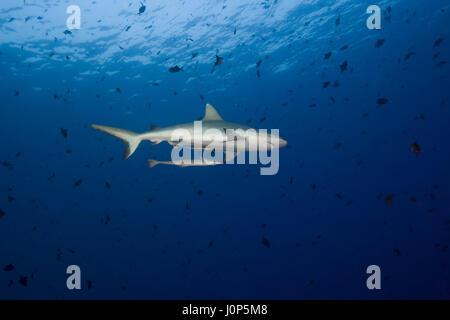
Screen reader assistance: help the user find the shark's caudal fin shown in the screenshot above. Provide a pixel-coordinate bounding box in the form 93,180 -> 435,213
147,159 -> 160,168
92,124 -> 141,159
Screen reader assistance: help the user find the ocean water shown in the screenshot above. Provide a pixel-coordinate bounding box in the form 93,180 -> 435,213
0,0 -> 449,299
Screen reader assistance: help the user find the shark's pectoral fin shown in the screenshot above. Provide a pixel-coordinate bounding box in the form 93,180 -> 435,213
151,140 -> 162,146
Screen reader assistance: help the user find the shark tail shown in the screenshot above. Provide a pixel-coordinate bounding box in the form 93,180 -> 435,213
147,159 -> 160,168
92,124 -> 141,159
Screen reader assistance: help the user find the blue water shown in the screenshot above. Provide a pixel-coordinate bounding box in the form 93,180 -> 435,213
1,0 -> 450,299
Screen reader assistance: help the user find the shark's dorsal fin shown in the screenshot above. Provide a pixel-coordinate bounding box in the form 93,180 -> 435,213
203,104 -> 223,121
149,124 -> 159,131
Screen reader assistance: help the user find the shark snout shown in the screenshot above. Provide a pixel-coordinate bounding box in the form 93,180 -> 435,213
279,137 -> 287,148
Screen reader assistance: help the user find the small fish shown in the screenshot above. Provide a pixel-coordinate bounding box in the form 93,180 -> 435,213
324,52 -> 332,60
375,39 -> 385,48
138,2 -> 146,15
3,264 -> 14,271
102,214 -> 110,225
0,209 -> 6,218
404,52 -> 416,60
340,60 -> 348,72
410,141 -> 422,157
60,128 -> 68,138
74,179 -> 83,188
169,65 -> 183,73
376,98 -> 389,106
335,15 -> 340,26
63,30 -> 72,35
214,55 -> 224,66
385,195 -> 393,206
116,87 -> 121,93
262,237 -> 270,248
19,276 -> 28,287
433,38 -> 444,48
334,142 -> 343,149
393,248 -> 401,256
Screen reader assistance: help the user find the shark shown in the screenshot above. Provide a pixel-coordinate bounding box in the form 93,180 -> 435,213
92,104 -> 287,167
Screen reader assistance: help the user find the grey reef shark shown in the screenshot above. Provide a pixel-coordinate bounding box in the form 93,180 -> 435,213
92,104 -> 287,168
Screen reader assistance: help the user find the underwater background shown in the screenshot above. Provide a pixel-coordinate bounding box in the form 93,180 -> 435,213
1,0 -> 450,299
